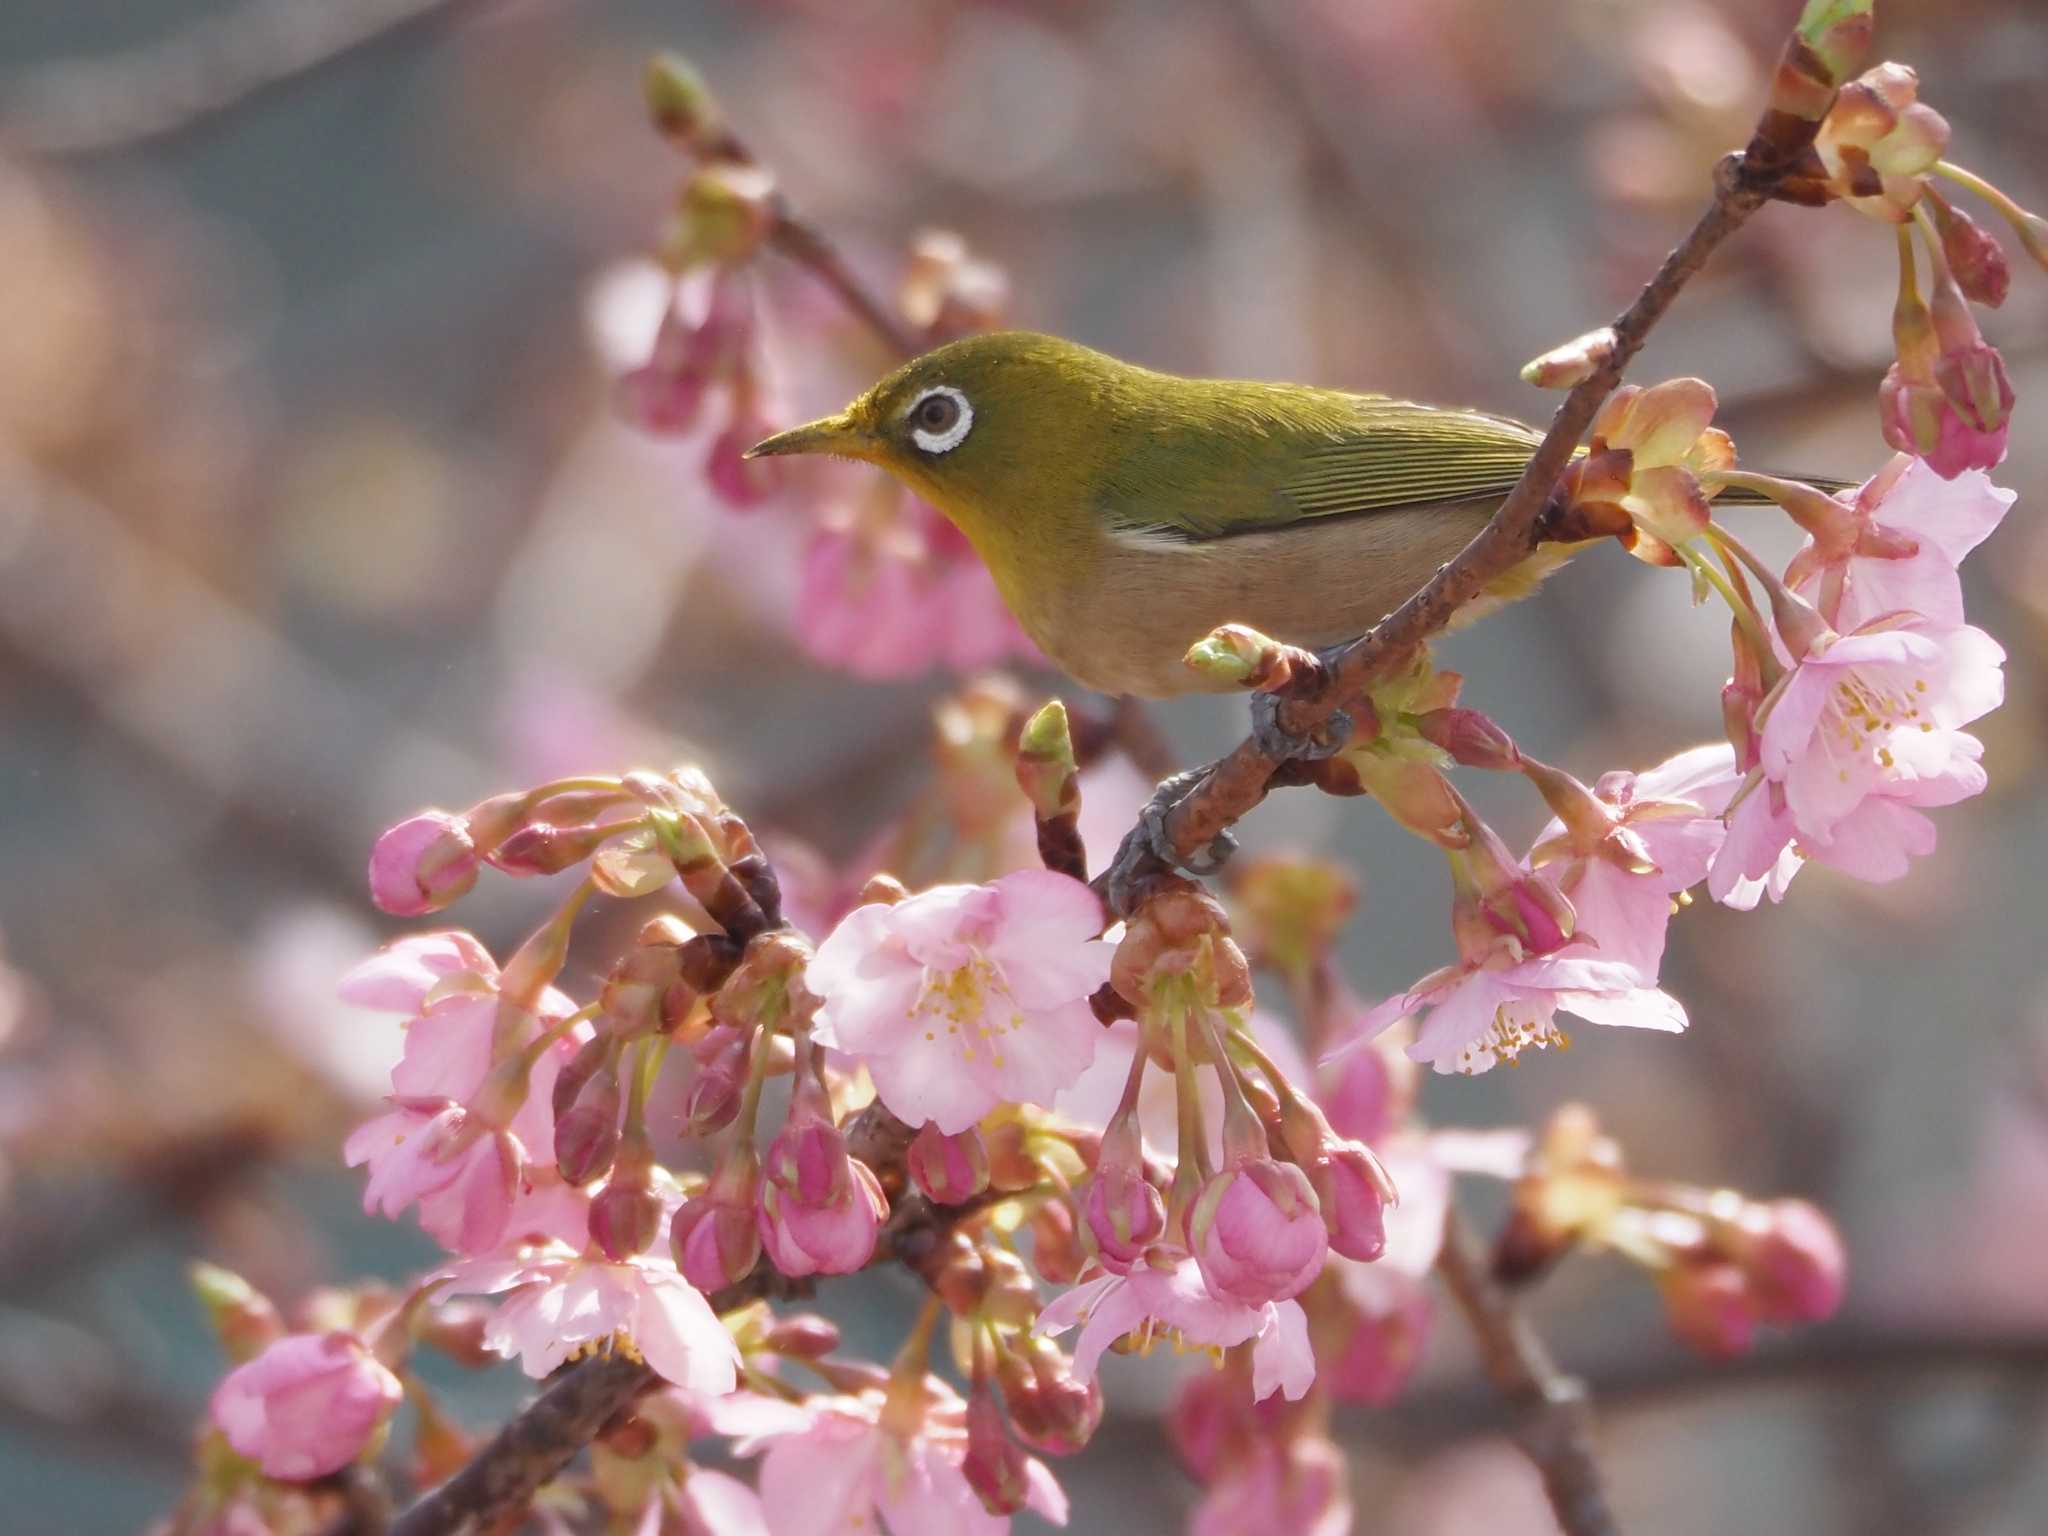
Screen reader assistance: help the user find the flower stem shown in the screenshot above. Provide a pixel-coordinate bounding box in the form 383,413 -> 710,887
1436,1205 -> 1618,1536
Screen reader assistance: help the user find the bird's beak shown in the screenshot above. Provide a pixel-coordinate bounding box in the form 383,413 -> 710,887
743,412 -> 875,462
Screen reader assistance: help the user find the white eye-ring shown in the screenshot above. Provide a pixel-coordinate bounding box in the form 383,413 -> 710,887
907,385 -> 973,455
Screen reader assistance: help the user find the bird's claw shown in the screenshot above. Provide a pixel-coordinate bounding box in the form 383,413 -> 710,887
1104,768 -> 1238,912
1250,694 -> 1354,762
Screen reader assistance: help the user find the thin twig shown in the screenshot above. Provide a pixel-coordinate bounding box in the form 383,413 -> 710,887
1436,1206 -> 1618,1536
1,0 -> 475,157
690,123 -> 924,360
767,216 -> 924,360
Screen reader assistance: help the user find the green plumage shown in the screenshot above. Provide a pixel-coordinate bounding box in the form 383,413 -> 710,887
746,331 -> 1814,698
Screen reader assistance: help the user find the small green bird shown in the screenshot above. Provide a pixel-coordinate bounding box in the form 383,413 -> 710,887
745,331 -> 1609,698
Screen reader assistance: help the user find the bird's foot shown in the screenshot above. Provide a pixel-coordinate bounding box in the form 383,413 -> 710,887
1250,692 -> 1354,762
1103,768 -> 1238,912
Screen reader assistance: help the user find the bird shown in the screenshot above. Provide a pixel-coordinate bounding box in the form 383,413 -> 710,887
746,331 -> 1695,699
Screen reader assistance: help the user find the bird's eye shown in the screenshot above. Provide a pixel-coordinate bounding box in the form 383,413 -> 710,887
907,386 -> 973,455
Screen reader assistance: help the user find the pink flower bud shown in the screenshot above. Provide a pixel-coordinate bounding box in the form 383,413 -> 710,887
1082,1164 -> 1167,1272
996,1336 -> 1102,1457
553,1090 -> 621,1185
1028,1199 -> 1086,1286
1166,1367 -> 1244,1482
1739,1199 -> 1846,1323
962,1387 -> 1032,1517
191,1263 -> 285,1365
488,821 -> 616,877
210,1332 -> 402,1481
1928,193 -> 2012,307
1317,1032 -> 1416,1145
907,1121 -> 991,1205
685,1025 -> 750,1135
705,414 -> 781,509
1660,1260 -> 1757,1358
588,1182 -> 666,1261
1310,1142 -> 1394,1263
1192,1436 -> 1351,1536
756,1116 -> 886,1277
1327,1284 -> 1433,1405
1414,707 -> 1520,769
368,811 -> 478,915
671,1188 -> 762,1291
1190,1158 -> 1328,1305
761,1312 -> 839,1358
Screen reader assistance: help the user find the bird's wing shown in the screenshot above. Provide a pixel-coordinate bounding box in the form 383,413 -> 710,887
1098,390 -> 1549,544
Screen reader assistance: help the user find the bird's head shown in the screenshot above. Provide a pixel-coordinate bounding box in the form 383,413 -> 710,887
746,331 -> 1129,538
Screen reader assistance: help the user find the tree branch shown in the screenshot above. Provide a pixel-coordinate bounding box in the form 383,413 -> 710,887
388,1353 -> 651,1536
2,0 -> 475,158
1113,113 -> 1828,905
1435,1206 -> 1618,1536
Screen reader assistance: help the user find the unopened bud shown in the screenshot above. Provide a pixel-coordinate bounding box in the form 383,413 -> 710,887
927,1229 -> 990,1316
979,1248 -> 1040,1330
761,1313 -> 840,1359
962,1387 -> 1032,1516
1184,624 -> 1318,692
589,1183 -> 666,1261
1111,879 -> 1254,1012
1520,327 -> 1615,389
1309,1142 -> 1396,1263
907,1122 -> 991,1206
664,163 -> 778,271
996,1336 -> 1103,1457
1736,1198 -> 1846,1323
1015,700 -> 1080,822
555,1103 -> 622,1187
644,53 -> 723,150
1028,1200 -> 1085,1285
190,1263 -> 283,1364
712,931 -> 814,1032
857,872 -> 911,906
685,1025 -> 751,1135
1927,190 -> 2011,307
369,810 -> 479,916
1795,0 -> 1874,87
489,821 -> 613,877
1414,707 -> 1519,769
670,1191 -> 761,1291
1660,1260 -> 1757,1358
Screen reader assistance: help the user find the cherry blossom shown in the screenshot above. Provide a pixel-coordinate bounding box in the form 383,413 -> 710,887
1785,456 -> 2015,631
1710,620 -> 2001,895
1341,943 -> 1686,1077
435,1242 -> 740,1395
809,869 -> 1112,1134
722,1383 -> 1068,1536
210,1332 -> 402,1481
1527,746 -> 1732,979
1034,1252 -> 1317,1403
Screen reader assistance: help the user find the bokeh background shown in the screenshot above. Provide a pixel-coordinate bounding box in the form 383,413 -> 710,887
5,1 -> 2048,1532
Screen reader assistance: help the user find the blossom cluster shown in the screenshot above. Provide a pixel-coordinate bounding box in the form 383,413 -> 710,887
164,9 -> 2035,1536
619,58 -> 1039,682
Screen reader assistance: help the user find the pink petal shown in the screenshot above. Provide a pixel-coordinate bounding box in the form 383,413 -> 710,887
339,932 -> 495,1013
1554,986 -> 1689,1034
760,1422 -> 881,1536
1250,1300 -> 1316,1402
634,1271 -> 741,1395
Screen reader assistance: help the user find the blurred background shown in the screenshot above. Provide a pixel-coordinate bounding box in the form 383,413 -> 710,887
4,1 -> 2048,1531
